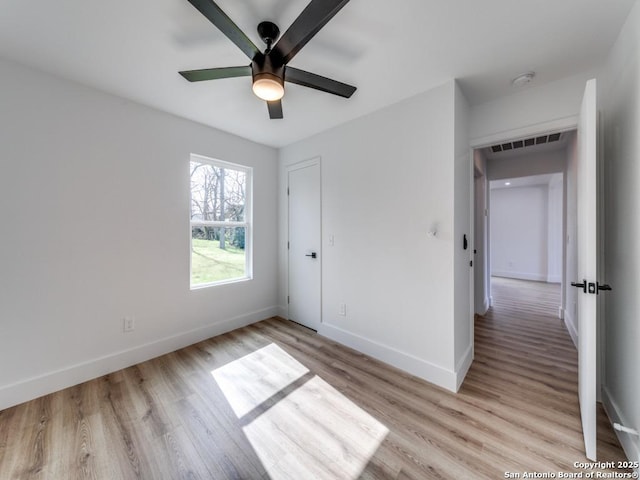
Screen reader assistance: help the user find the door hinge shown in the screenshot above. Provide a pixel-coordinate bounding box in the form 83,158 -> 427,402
287,241 -> 290,250
287,296 -> 290,304
287,187 -> 290,195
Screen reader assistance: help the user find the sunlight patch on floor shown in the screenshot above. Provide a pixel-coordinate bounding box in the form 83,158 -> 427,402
211,343 -> 309,418
212,343 -> 389,480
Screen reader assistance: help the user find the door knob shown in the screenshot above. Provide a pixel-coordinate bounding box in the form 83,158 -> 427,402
571,280 -> 587,293
305,252 -> 317,259
571,280 -> 612,295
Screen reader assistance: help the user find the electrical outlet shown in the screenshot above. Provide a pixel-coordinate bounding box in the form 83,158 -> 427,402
338,303 -> 346,316
123,316 -> 135,333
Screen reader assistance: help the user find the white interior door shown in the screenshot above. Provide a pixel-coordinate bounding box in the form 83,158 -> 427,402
575,78 -> 598,461
288,160 -> 321,331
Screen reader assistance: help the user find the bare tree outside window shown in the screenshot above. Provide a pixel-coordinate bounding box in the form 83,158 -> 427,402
190,156 -> 251,287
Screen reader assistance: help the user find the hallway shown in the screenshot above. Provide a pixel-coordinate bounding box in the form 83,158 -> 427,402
468,277 -> 627,470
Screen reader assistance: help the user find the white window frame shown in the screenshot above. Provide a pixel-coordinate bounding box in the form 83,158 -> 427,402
189,153 -> 253,289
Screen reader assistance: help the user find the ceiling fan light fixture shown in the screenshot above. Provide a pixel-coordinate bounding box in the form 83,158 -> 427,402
252,73 -> 284,101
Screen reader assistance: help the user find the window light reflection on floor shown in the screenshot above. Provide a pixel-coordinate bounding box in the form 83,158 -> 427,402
211,342 -> 310,418
212,343 -> 389,480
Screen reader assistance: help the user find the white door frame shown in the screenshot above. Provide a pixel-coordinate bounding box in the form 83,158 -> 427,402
470,115 -> 578,307
469,110 -> 605,460
470,119 -> 577,322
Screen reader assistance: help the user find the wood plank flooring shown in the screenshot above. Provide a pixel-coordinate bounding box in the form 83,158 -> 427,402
0,279 -> 629,479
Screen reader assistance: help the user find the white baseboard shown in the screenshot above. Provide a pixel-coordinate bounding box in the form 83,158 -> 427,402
492,271 -> 547,282
0,306 -> 279,411
318,323 -> 458,392
455,343 -> 474,392
602,386 -> 640,465
563,309 -> 578,349
475,297 -> 490,316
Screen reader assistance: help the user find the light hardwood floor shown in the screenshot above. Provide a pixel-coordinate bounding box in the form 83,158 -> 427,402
0,278 -> 629,479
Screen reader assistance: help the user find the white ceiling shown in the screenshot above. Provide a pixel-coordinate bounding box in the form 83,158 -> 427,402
0,0 -> 635,147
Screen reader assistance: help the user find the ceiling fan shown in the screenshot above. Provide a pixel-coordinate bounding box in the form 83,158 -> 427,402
179,0 -> 357,119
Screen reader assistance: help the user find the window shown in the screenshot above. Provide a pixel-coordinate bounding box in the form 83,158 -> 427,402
190,154 -> 252,288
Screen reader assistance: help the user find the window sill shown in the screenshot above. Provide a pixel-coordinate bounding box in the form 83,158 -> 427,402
190,276 -> 253,291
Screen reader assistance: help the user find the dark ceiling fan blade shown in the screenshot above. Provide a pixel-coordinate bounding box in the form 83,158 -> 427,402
186,0 -> 260,60
267,100 -> 283,119
285,67 -> 356,98
179,65 -> 252,82
272,0 -> 351,64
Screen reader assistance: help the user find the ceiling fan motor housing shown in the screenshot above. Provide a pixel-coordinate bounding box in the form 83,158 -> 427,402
254,21 -> 284,86
252,54 -> 284,88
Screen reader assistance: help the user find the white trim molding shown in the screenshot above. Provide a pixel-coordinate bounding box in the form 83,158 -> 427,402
319,323 -> 459,392
492,271 -> 547,282
0,307 -> 278,411
481,296 -> 490,315
470,115 -> 579,149
563,309 -> 578,349
602,387 -> 640,466
455,343 -> 474,392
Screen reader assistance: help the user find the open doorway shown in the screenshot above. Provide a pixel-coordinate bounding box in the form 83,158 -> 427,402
473,130 -> 577,337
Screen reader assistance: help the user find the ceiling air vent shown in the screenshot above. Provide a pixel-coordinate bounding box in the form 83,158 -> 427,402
548,132 -> 561,142
489,132 -> 563,154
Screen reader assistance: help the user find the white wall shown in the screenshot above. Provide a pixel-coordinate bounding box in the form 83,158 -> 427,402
600,0 -> 640,464
278,80 -> 472,392
0,58 -> 279,410
490,185 -> 549,281
547,174 -> 564,283
470,70 -> 598,147
490,176 -> 563,284
487,149 -> 566,181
